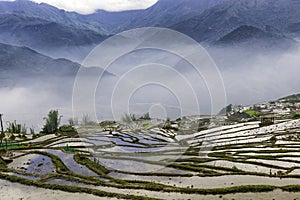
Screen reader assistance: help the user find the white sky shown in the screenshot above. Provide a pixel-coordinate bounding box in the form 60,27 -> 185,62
29,0 -> 158,14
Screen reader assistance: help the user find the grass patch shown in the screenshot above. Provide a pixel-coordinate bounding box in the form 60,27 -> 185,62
0,173 -> 159,200
74,153 -> 110,178
245,110 -> 261,116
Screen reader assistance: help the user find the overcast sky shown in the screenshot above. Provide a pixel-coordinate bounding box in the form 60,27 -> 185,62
30,0 -> 158,14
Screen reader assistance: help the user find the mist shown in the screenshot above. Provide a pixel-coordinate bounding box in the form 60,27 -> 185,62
1,42 -> 300,131
209,45 -> 300,106
0,76 -> 75,131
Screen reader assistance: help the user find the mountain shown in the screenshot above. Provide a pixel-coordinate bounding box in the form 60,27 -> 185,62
0,0 -> 107,33
214,25 -> 297,50
0,13 -> 108,61
172,0 -> 300,44
0,43 -> 79,77
0,14 -> 107,47
279,94 -> 300,103
0,0 -> 228,61
0,42 -> 116,89
82,10 -> 143,34
0,0 -> 300,62
0,0 -> 227,34
118,0 -> 227,31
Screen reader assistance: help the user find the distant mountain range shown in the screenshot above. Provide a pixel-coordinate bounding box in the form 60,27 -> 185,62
172,0 -> 300,43
0,43 -> 79,76
0,13 -> 107,48
215,25 -> 297,50
2,0 -> 299,51
116,0 -> 227,32
0,42 -> 114,88
0,0 -> 299,71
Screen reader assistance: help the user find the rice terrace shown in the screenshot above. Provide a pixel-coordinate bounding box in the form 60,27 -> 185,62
0,95 -> 300,200
1,0 -> 300,199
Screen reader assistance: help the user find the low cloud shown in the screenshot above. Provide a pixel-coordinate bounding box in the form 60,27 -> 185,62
30,0 -> 158,14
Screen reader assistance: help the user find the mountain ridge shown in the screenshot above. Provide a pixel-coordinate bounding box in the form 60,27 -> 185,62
172,0 -> 300,44
214,25 -> 297,50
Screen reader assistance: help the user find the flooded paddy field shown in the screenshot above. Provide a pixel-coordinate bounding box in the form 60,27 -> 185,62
0,119 -> 300,199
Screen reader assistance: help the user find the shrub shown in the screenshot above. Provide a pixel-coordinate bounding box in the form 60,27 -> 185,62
99,120 -> 116,127
6,121 -> 27,134
270,135 -> 277,147
232,166 -> 239,172
59,125 -> 76,133
122,113 -> 138,123
63,145 -> 75,153
292,114 -> 300,119
6,121 -> 21,133
58,125 -> 78,137
68,118 -> 78,126
81,115 -> 97,126
29,127 -> 35,135
139,113 -> 151,120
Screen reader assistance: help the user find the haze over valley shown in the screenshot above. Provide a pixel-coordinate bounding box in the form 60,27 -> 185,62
0,0 -> 299,128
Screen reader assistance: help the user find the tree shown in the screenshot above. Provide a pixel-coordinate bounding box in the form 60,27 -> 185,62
68,118 -> 78,126
0,114 -> 4,146
0,131 -> 4,146
42,110 -> 62,134
81,115 -> 97,126
122,113 -> 137,123
140,113 -> 151,120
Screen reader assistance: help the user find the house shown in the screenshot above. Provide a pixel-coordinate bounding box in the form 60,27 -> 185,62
259,113 -> 275,127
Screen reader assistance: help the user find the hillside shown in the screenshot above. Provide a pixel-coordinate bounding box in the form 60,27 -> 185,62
0,14 -> 107,49
0,0 -> 107,33
172,0 -> 300,44
279,94 -> 300,103
0,43 -> 115,88
118,0 -> 226,31
215,25 -> 297,50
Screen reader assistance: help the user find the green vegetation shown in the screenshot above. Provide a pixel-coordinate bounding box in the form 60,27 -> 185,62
8,133 -> 16,141
0,131 -> 4,146
41,110 -> 62,134
6,121 -> 26,134
282,185 -> 300,192
0,141 -> 23,150
74,153 -> 110,178
143,123 -> 150,128
122,113 -> 151,123
59,125 -> 76,133
231,166 -> 239,172
292,114 -> 300,119
0,156 -> 7,168
270,135 -> 277,147
68,118 -> 78,126
2,107 -> 300,198
122,113 -> 138,123
139,112 -> 151,120
81,114 -> 97,126
63,145 -> 75,153
99,120 -> 116,127
0,173 -> 159,200
245,109 -> 261,116
29,127 -> 35,135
